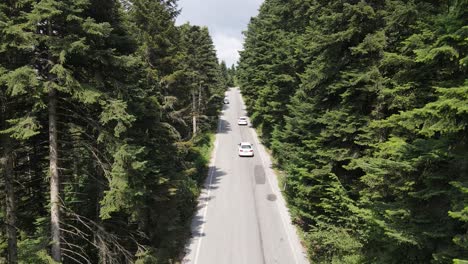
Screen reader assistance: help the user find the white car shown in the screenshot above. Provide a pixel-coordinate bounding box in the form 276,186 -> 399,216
238,142 -> 254,157
238,116 -> 248,125
223,98 -> 229,104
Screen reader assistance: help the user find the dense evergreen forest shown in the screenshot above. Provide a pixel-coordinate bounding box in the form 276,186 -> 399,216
238,0 -> 467,263
0,0 -> 235,263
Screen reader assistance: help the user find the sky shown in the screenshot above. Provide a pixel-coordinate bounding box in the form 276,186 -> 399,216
175,0 -> 264,67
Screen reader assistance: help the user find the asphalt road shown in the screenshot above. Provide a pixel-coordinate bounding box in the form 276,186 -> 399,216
183,87 -> 309,264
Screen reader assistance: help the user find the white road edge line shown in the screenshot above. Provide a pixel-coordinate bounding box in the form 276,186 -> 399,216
193,114 -> 222,264
239,92 -> 303,264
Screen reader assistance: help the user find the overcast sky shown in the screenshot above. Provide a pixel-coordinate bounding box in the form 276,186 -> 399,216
176,0 -> 264,67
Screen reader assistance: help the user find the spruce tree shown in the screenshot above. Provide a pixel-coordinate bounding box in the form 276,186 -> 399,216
0,0 -> 228,262
239,0 -> 468,262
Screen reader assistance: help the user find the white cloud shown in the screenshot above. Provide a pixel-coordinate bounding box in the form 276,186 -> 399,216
175,0 -> 264,66
212,33 -> 243,67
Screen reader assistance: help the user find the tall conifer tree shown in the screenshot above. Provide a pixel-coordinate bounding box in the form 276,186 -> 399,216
239,0 -> 468,262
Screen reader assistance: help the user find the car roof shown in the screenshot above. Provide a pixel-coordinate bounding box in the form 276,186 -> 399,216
239,116 -> 247,119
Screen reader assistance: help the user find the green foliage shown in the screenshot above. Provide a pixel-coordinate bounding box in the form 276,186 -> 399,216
99,100 -> 135,137
306,223 -> 364,264
100,144 -> 146,219
0,117 -> 40,140
237,0 -> 308,143
135,249 -> 160,264
239,0 -> 468,262
0,66 -> 39,96
0,0 -> 224,262
16,217 -> 53,264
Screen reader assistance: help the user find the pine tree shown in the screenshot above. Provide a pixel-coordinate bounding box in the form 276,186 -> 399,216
238,0 -> 310,144
1,1 -> 42,262
1,0 -> 138,261
239,0 -> 468,262
179,24 -> 224,135
0,0 -> 227,262
220,60 -> 230,87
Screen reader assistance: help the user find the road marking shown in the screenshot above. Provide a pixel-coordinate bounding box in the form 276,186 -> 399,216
238,91 -> 302,264
193,116 -> 222,264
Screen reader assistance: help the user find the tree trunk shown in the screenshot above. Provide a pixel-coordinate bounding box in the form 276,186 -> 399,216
192,89 -> 197,136
94,154 -> 108,264
198,84 -> 202,115
1,95 -> 18,264
97,234 -> 108,264
49,88 -> 61,262
2,144 -> 17,264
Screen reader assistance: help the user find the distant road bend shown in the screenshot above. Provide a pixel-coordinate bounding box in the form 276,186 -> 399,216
183,87 -> 309,264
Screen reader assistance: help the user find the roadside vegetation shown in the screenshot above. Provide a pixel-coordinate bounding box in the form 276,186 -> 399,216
238,0 -> 467,263
0,0 -> 235,263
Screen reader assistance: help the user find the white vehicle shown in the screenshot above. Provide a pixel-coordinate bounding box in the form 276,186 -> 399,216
238,142 -> 254,157
238,116 -> 248,125
223,98 -> 229,104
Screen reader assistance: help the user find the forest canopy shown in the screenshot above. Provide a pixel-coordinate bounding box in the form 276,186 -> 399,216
0,0 -> 234,262
238,0 -> 467,263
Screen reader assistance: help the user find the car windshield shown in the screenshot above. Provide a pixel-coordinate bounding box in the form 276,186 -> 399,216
241,145 -> 251,149
239,117 -> 246,120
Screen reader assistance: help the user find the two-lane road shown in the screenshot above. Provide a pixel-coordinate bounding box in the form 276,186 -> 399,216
183,87 -> 309,264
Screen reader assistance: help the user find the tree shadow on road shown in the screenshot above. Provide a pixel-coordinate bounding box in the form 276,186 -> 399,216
182,166 -> 227,262
191,166 -> 226,236
218,118 -> 231,134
